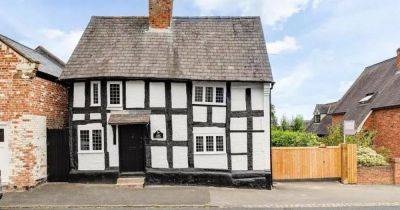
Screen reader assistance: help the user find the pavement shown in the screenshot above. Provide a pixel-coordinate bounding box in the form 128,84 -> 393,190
1,181 -> 400,209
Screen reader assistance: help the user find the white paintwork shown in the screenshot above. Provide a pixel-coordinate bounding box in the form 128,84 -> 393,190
171,83 -> 187,108
90,81 -> 101,106
212,107 -> 226,123
192,81 -> 226,106
194,154 -> 228,169
252,132 -> 268,170
0,122 -> 11,184
151,146 -> 168,168
231,155 -> 248,170
107,81 -> 123,109
230,132 -> 247,153
172,115 -> 187,141
193,106 -> 207,122
193,127 -> 225,134
72,114 -> 85,121
253,117 -> 265,131
73,82 -> 85,108
32,116 -> 47,181
251,84 -> 264,110
263,83 -> 271,170
230,117 -> 247,131
231,85 -> 246,111
150,82 -> 165,108
126,80 -> 145,108
78,153 -> 105,170
173,146 -> 188,168
107,113 -> 119,167
150,115 -> 166,140
90,113 -> 102,120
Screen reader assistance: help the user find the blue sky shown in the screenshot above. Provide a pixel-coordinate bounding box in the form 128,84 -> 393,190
1,0 -> 400,120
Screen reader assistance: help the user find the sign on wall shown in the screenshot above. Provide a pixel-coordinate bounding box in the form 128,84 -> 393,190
153,130 -> 164,139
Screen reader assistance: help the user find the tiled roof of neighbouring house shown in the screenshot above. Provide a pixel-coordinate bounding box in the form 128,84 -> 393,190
333,57 -> 400,128
0,34 -> 65,78
306,102 -> 337,136
61,16 -> 273,82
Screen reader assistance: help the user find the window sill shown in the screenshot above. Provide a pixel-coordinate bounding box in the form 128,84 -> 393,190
194,152 -> 226,155
78,151 -> 104,154
107,106 -> 123,111
192,102 -> 226,106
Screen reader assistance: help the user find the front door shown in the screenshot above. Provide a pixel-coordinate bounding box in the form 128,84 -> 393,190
119,125 -> 146,172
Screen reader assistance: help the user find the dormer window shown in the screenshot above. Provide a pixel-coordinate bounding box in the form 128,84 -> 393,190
359,93 -> 374,104
314,115 -> 321,123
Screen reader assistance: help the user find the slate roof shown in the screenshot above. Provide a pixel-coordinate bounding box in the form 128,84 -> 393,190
306,102 -> 337,136
61,16 -> 273,82
0,34 -> 64,78
333,57 -> 400,128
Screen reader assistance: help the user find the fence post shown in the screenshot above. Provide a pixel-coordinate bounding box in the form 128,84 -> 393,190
341,144 -> 357,184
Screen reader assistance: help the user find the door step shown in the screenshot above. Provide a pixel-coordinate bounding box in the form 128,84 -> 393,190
117,177 -> 145,188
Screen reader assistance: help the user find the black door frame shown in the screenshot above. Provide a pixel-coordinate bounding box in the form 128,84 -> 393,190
118,124 -> 148,172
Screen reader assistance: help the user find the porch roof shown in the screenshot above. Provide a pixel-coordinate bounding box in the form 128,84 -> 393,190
108,110 -> 150,125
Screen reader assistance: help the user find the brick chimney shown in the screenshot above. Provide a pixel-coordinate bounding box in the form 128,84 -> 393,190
149,0 -> 173,29
397,48 -> 400,70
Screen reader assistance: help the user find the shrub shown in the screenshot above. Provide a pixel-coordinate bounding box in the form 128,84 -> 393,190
357,146 -> 389,167
272,129 -> 320,147
319,124 -> 375,147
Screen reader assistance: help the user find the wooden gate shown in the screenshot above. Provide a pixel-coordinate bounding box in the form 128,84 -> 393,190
272,144 -> 357,183
47,129 -> 70,182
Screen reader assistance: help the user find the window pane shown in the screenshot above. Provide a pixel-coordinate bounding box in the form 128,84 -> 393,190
194,86 -> 203,102
196,136 -> 204,152
216,87 -> 224,103
80,130 -> 90,151
206,136 -> 214,152
216,136 -> 224,152
205,87 -> 213,102
92,130 -> 102,151
0,129 -> 4,143
110,84 -> 120,105
93,83 -> 99,104
314,115 -> 321,123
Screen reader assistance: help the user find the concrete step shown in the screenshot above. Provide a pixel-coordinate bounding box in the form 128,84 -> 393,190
117,177 -> 145,188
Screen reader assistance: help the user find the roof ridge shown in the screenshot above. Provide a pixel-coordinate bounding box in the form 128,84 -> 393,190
0,34 -> 39,63
91,16 -> 260,19
365,56 -> 396,69
35,46 -> 65,67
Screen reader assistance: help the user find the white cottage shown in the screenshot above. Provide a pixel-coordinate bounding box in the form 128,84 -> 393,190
60,0 -> 274,188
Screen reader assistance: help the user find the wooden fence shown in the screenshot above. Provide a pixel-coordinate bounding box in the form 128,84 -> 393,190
272,144 -> 357,184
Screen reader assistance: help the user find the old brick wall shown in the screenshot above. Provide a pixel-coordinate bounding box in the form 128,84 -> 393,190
332,114 -> 344,126
357,166 -> 394,185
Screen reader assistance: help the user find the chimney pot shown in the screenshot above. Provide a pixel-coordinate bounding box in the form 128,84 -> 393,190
149,0 -> 173,29
397,48 -> 400,70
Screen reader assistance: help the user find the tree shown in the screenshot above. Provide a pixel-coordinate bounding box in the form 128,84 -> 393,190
292,115 -> 305,132
271,104 -> 278,128
280,115 -> 291,131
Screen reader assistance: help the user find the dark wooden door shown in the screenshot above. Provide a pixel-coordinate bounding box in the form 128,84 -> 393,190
47,129 -> 70,182
119,125 -> 146,172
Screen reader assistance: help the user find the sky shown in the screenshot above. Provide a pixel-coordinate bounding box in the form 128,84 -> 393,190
1,0 -> 400,120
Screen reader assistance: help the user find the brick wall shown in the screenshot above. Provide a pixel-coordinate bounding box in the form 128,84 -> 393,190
358,158 -> 400,185
332,114 -> 344,126
149,0 -> 173,29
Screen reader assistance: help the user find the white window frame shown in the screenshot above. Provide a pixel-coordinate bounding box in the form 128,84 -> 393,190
192,82 -> 226,105
78,123 -> 104,154
107,81 -> 123,108
90,81 -> 101,106
194,134 -> 226,155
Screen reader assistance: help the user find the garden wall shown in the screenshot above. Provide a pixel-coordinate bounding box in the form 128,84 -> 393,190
357,158 -> 400,185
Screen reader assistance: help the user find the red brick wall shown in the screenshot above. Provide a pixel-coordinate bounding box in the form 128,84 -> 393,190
332,114 -> 344,126
358,166 -> 394,185
149,0 -> 173,29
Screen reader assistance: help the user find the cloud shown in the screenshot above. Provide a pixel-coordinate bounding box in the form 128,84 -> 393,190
191,0 -> 321,26
267,36 -> 300,54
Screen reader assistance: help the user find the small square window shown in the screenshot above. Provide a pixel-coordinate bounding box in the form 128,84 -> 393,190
216,87 -> 224,103
195,87 -> 203,102
314,115 -> 321,123
109,83 -> 121,105
196,136 -> 204,152
92,130 -> 102,151
0,129 -> 4,143
205,87 -> 213,102
206,136 -> 214,152
216,136 -> 224,152
80,130 -> 90,151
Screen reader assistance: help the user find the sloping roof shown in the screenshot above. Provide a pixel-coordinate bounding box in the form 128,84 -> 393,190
333,57 -> 400,128
314,102 -> 338,115
0,34 -> 64,78
307,102 -> 337,136
61,16 -> 273,82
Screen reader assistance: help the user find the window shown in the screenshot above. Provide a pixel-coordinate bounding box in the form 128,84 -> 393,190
194,134 -> 225,154
78,124 -> 103,153
205,87 -> 214,102
92,130 -> 102,150
195,136 -> 204,152
195,87 -> 203,102
215,88 -> 224,103
91,81 -> 101,106
359,93 -> 375,104
314,115 -> 321,123
107,82 -> 122,107
0,128 -> 4,143
80,130 -> 90,151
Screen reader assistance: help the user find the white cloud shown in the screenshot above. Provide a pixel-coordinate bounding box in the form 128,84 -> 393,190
267,36 -> 300,54
192,0 -> 321,26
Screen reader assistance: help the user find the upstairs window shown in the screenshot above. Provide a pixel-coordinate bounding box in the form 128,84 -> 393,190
194,134 -> 225,154
194,87 -> 203,102
107,82 -> 123,108
91,81 -> 101,106
205,87 -> 214,102
193,84 -> 226,105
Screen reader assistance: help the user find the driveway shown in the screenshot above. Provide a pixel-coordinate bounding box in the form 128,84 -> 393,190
1,182 -> 400,209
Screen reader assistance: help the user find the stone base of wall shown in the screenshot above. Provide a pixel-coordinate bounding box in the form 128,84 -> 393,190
357,158 -> 400,185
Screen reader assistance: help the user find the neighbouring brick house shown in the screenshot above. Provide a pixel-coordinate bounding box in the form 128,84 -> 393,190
332,48 -> 400,157
0,34 -> 68,189
306,102 -> 337,137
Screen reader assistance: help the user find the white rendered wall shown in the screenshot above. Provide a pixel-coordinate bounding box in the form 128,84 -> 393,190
262,83 -> 272,170
126,80 -> 145,108
230,117 -> 247,131
253,117 -> 264,131
72,114 -> 85,121
73,82 -> 85,108
172,115 -> 187,141
194,154 -> 228,169
231,155 -> 248,170
231,85 -> 246,111
212,107 -> 226,123
0,122 -> 11,184
252,132 -> 268,170
151,146 -> 168,168
171,83 -> 187,108
230,133 -> 247,153
78,153 -> 105,170
193,106 -> 207,122
107,113 -> 119,167
90,113 -> 102,120
150,82 -> 165,107
150,115 -> 166,141
173,146 -> 188,168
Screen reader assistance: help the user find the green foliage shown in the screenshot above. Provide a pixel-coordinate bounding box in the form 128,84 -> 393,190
272,129 -> 320,147
319,124 -> 375,147
319,124 -> 343,146
291,115 -> 305,132
280,115 -> 291,131
271,104 -> 278,128
358,146 -> 389,167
